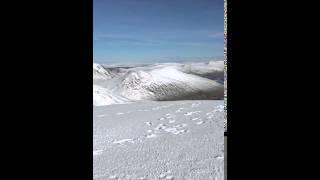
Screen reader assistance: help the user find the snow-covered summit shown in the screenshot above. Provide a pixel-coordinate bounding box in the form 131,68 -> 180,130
93,63 -> 113,80
93,61 -> 224,106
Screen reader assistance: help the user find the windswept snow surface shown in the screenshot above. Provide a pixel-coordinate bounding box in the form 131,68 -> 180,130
93,61 -> 224,106
94,100 -> 224,180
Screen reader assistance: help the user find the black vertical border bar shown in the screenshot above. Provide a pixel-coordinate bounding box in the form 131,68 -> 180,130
78,0 -> 93,179
88,0 -> 94,179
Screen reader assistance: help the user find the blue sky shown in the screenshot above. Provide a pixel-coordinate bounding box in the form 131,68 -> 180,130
94,0 -> 224,63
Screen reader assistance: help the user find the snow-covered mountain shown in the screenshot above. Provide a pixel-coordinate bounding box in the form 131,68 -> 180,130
93,61 -> 224,106
93,63 -> 113,81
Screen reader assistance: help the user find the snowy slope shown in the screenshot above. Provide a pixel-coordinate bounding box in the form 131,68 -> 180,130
179,61 -> 224,83
93,85 -> 130,106
120,67 -> 223,101
93,63 -> 113,82
93,61 -> 224,106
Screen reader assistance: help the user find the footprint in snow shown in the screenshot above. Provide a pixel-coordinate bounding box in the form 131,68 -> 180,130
165,176 -> 174,180
136,138 -> 144,143
214,155 -> 224,160
165,113 -> 176,118
164,127 -> 177,133
93,149 -> 104,156
191,117 -> 201,121
196,121 -> 205,125
175,108 -> 184,112
191,102 -> 200,107
172,129 -> 187,135
112,139 -> 134,145
206,112 -> 213,116
168,120 -> 175,123
145,133 -> 157,138
145,122 -> 152,126
174,123 -> 188,128
164,127 -> 187,135
207,115 -> 215,119
108,175 -> 117,179
154,124 -> 167,130
159,170 -> 173,179
184,111 -> 201,116
97,114 -> 107,118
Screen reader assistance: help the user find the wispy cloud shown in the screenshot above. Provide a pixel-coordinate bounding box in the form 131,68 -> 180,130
208,32 -> 224,38
94,30 -> 223,47
94,33 -> 142,42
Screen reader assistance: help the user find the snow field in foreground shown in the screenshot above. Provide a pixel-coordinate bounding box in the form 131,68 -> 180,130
94,100 -> 224,180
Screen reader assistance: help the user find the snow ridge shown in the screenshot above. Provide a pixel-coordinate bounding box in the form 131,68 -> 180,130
93,63 -> 113,81
93,62 -> 224,106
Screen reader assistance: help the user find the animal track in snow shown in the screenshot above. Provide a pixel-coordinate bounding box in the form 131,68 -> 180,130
206,112 -> 213,116
214,105 -> 224,112
174,123 -> 188,128
112,139 -> 134,145
191,102 -> 201,107
172,129 -> 187,135
196,121 -> 205,125
145,122 -> 152,126
164,127 -> 178,133
136,138 -> 144,143
97,114 -> 107,118
108,175 -> 117,179
164,127 -> 187,135
175,108 -> 184,112
165,113 -> 176,118
165,175 -> 174,180
206,111 -> 216,119
207,115 -> 215,119
184,111 -> 201,116
158,114 -> 175,121
154,124 -> 167,130
146,133 -> 157,138
214,155 -> 224,160
169,120 -> 176,123
191,117 -> 201,121
93,149 -> 104,156
159,170 -> 173,179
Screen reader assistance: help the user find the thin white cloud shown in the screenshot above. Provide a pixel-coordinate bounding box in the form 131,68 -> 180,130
208,32 -> 224,38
